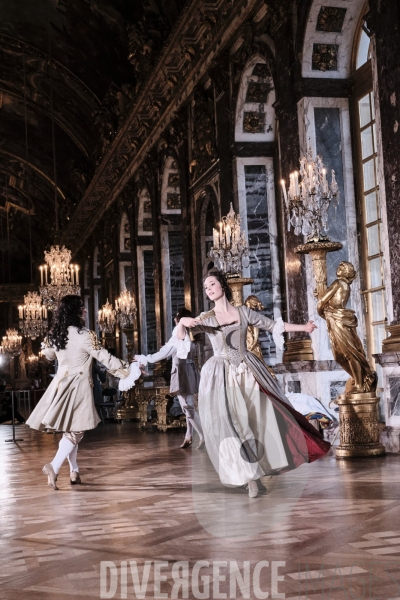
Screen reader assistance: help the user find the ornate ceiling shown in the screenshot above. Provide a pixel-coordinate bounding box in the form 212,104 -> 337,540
0,0 -> 184,279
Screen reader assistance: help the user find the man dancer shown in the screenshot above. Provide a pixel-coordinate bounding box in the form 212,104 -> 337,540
135,308 -> 204,449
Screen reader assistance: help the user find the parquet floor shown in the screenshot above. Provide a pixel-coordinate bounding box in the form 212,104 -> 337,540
1,422 -> 400,599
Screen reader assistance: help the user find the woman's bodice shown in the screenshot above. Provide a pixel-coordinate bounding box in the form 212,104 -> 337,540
192,305 -> 278,368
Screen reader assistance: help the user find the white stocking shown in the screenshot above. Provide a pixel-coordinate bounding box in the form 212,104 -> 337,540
67,444 -> 79,473
50,437 -> 75,475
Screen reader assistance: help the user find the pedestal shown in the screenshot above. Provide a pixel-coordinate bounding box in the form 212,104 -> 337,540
334,391 -> 385,458
283,340 -> 314,363
295,241 -> 343,299
226,276 -> 253,307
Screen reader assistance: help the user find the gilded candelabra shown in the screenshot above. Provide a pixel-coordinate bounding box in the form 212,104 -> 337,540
39,245 -> 81,309
2,329 -> 22,357
19,292 -> 48,340
116,290 -> 138,359
284,144 -> 384,458
97,299 -> 116,334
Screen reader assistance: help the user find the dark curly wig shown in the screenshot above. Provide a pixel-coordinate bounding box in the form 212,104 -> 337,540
175,308 -> 193,322
48,295 -> 85,351
203,269 -> 233,302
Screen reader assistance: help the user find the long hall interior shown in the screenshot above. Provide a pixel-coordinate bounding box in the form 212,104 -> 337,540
0,0 -> 400,598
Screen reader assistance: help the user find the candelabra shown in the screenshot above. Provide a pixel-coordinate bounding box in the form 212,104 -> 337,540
281,140 -> 339,244
2,329 -> 22,357
115,290 -> 137,329
39,245 -> 81,309
27,354 -> 39,366
115,290 -> 137,359
18,292 -> 48,340
97,299 -> 116,334
209,203 -> 250,275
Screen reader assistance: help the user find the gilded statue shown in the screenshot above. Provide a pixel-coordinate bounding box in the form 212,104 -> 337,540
317,261 -> 377,393
245,295 -> 276,379
245,295 -> 265,361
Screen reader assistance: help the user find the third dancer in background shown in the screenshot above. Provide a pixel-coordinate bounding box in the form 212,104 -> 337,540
135,308 -> 204,449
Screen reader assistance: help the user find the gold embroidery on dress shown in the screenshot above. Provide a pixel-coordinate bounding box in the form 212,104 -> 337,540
197,309 -> 215,321
88,330 -> 102,351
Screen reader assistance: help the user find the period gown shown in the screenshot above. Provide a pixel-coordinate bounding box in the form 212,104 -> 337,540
176,305 -> 330,486
26,327 -> 135,433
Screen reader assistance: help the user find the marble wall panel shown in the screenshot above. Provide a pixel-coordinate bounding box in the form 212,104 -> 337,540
298,97 -> 364,361
302,0 -> 367,79
169,232 -> 185,323
244,164 -> 274,358
143,250 -> 157,354
314,106 -> 348,283
389,377 -> 400,417
236,157 -> 283,364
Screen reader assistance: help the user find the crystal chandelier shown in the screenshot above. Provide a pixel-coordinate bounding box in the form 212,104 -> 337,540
39,245 -> 81,309
97,299 -> 116,334
2,329 -> 22,357
209,203 -> 250,275
18,292 -> 48,340
281,140 -> 339,243
27,353 -> 39,366
115,290 -> 137,329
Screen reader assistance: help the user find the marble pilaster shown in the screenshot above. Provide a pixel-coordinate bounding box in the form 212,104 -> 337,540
236,156 -> 283,363
297,97 -> 364,361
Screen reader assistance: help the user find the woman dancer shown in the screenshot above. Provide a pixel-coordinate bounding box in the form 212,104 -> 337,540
135,308 -> 204,449
26,295 -> 137,490
176,270 -> 330,498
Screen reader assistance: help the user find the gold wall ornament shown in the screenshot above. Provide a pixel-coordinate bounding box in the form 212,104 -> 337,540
245,294 -> 277,379
245,295 -> 265,361
316,260 -> 385,458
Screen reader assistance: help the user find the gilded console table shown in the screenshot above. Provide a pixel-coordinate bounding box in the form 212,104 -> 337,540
135,386 -> 186,432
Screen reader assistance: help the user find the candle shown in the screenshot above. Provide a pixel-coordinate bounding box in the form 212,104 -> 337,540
280,179 -> 288,203
322,168 -> 327,194
225,224 -> 231,246
18,306 -> 23,319
43,306 -> 47,319
39,266 -> 43,286
219,222 -> 223,244
75,265 -> 79,285
70,265 -> 74,284
44,265 -> 48,284
213,228 -> 218,247
294,171 -> 299,197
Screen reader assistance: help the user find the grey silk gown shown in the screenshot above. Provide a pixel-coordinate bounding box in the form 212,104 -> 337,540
187,305 -> 292,486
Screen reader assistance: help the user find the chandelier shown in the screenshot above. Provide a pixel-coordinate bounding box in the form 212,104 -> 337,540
281,140 -> 339,243
39,245 -> 81,309
2,329 -> 22,357
27,353 -> 39,366
209,203 -> 250,275
97,299 -> 116,334
115,290 -> 137,329
18,292 -> 48,340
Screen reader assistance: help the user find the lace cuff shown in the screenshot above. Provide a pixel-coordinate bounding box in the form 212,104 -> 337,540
165,331 -> 191,359
134,354 -> 149,366
272,317 -> 286,352
118,362 -> 142,392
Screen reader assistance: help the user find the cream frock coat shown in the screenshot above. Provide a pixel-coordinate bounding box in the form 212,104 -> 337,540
26,327 -> 129,432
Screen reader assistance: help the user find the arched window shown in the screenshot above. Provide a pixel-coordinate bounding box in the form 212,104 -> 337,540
119,212 -> 131,253
161,157 -> 181,214
352,13 -> 388,364
137,188 -> 152,236
234,56 -> 282,363
235,56 -> 275,143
